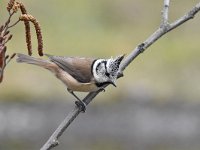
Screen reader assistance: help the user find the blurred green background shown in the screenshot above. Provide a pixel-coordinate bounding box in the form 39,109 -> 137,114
0,0 -> 199,102
0,0 -> 200,150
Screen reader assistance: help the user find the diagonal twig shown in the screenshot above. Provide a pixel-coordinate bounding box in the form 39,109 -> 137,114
161,0 -> 170,27
40,1 -> 200,150
120,2 -> 200,72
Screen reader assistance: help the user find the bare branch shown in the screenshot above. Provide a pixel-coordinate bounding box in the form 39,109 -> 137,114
169,2 -> 200,31
0,46 -> 6,83
40,107 -> 81,150
120,2 -> 200,72
161,0 -> 170,27
7,19 -> 20,29
40,91 -> 101,150
5,53 -> 16,66
40,2 -> 200,150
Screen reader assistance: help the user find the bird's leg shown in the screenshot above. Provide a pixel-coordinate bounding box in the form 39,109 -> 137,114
67,88 -> 86,112
99,87 -> 105,92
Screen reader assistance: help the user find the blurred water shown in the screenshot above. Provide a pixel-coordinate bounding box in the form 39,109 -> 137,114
0,98 -> 200,150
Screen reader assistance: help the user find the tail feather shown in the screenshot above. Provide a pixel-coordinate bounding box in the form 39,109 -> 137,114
16,53 -> 50,67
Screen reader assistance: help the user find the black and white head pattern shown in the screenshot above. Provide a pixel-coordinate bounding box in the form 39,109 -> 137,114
92,55 -> 124,84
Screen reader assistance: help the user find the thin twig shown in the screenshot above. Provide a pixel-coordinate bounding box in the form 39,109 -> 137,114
40,107 -> 81,150
3,12 -> 15,35
161,0 -> 170,27
5,53 -> 16,67
7,19 -> 20,29
40,1 -> 200,150
169,2 -> 200,32
120,2 -> 200,72
40,91 -> 101,150
3,34 -> 13,45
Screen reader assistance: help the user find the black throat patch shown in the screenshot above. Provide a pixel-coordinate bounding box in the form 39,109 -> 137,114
95,82 -> 111,87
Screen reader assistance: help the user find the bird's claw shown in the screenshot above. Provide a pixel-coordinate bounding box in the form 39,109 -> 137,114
75,101 -> 86,113
99,88 -> 105,92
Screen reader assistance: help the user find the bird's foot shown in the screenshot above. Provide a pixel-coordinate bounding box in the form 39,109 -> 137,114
99,88 -> 105,92
75,100 -> 86,113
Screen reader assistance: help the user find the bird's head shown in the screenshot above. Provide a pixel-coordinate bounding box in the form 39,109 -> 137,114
93,54 -> 125,87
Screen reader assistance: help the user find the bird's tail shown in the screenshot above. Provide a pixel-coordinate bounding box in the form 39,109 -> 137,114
16,53 -> 50,67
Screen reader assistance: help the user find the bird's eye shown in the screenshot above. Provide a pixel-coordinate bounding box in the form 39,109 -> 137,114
105,72 -> 110,77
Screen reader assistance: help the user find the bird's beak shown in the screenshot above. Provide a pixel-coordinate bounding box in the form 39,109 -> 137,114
110,81 -> 117,87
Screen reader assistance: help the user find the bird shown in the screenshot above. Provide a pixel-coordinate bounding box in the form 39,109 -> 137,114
16,53 -> 124,112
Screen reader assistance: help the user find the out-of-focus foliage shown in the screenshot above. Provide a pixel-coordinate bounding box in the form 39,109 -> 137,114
0,0 -> 200,102
1,1 -> 200,150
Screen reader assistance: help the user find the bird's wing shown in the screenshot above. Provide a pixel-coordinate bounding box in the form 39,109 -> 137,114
46,54 -> 96,83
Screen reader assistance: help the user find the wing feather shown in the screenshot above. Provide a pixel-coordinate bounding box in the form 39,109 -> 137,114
46,54 -> 95,83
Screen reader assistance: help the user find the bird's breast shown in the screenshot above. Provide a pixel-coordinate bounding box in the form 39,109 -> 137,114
55,69 -> 98,92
